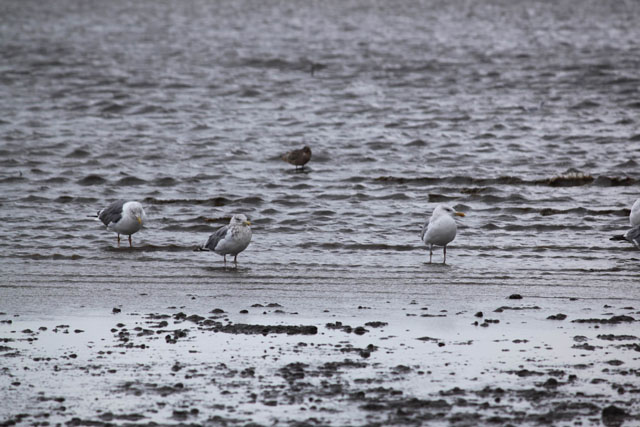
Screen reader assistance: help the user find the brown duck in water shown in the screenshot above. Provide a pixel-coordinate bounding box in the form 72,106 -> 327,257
282,146 -> 311,170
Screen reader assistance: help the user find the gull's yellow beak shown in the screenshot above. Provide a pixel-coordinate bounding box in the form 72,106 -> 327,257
137,216 -> 142,225
455,212 -> 465,217
244,220 -> 251,226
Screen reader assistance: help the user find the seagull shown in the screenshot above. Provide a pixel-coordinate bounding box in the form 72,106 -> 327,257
421,204 -> 465,264
630,199 -> 640,227
610,199 -> 640,250
611,227 -> 640,249
200,214 -> 252,265
97,200 -> 146,248
282,146 -> 312,170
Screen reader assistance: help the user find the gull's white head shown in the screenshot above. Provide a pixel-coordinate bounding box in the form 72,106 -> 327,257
230,214 -> 251,227
432,204 -> 465,219
125,201 -> 146,226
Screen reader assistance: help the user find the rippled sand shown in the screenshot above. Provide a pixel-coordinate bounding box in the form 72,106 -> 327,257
1,0 -> 640,425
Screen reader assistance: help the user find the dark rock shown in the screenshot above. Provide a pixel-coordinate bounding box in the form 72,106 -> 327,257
185,314 -> 204,323
326,321 -> 345,330
417,336 -> 440,343
572,343 -> 596,351
510,369 -> 544,377
211,323 -> 317,336
439,387 -> 465,396
508,294 -> 523,299
240,367 -> 255,377
364,321 -> 388,328
279,362 -> 308,382
616,343 -> 640,352
597,334 -> 637,341
494,306 -> 540,312
572,315 -> 635,324
602,405 -> 626,427
547,313 -> 567,320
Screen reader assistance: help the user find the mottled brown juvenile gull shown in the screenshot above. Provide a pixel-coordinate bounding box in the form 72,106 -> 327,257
421,204 -> 465,264
282,146 -> 311,170
97,200 -> 146,247
200,214 -> 252,264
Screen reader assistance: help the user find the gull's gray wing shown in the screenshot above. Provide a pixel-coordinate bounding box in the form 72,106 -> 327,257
98,200 -> 125,226
202,225 -> 229,251
420,220 -> 429,241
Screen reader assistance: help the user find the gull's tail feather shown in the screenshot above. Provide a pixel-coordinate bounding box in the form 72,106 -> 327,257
626,227 -> 640,249
611,226 -> 640,250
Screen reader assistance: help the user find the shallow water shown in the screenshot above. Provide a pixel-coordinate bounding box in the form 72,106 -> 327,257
1,0 -> 640,424
2,0 -> 640,298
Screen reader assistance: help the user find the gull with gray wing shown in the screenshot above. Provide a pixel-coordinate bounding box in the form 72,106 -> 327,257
97,200 -> 146,248
610,198 -> 640,250
200,214 -> 252,264
421,204 -> 465,264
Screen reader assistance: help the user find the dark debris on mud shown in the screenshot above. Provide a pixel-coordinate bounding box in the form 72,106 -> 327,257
3,304 -> 640,427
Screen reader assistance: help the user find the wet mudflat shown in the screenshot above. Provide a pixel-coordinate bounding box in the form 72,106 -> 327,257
1,283 -> 639,426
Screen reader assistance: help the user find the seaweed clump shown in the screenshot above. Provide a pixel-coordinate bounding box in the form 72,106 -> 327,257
547,170 -> 594,187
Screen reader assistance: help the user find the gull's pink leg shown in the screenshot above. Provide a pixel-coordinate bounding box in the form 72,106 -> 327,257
128,235 -> 132,248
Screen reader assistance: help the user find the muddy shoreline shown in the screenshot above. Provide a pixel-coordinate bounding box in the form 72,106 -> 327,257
2,290 -> 638,426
